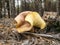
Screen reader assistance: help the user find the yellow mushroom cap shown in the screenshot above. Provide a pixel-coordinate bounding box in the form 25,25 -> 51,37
25,12 -> 46,29
14,11 -> 46,33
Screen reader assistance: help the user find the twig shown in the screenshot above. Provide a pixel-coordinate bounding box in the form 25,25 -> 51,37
24,32 -> 60,40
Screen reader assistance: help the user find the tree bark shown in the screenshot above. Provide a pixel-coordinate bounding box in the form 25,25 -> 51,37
56,0 -> 60,15
0,0 -> 2,18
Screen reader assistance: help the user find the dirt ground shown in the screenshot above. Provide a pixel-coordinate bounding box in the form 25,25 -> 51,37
0,18 -> 60,45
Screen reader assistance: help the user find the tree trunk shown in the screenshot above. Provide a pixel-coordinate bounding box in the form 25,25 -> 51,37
0,0 -> 2,18
9,0 -> 15,18
6,0 -> 10,18
56,0 -> 60,15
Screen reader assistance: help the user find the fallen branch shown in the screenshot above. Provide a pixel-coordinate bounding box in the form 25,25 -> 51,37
24,32 -> 60,40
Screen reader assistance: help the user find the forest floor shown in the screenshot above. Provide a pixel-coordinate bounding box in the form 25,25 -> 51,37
0,17 -> 60,45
